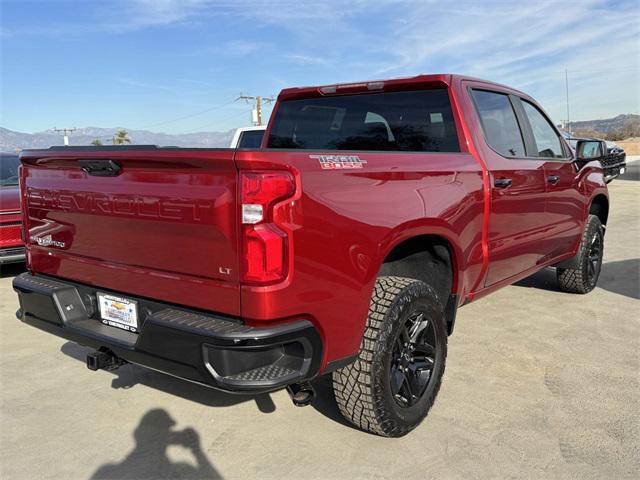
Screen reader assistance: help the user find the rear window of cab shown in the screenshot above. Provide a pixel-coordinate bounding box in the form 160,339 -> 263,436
267,89 -> 460,152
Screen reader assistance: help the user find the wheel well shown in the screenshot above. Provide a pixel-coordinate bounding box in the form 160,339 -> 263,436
378,235 -> 456,333
590,195 -> 609,226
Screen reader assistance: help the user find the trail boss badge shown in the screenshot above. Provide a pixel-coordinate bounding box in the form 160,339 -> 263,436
310,155 -> 367,170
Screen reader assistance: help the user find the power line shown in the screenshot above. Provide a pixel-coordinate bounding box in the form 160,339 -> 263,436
190,108 -> 253,132
236,94 -> 275,126
137,99 -> 237,129
52,127 -> 76,146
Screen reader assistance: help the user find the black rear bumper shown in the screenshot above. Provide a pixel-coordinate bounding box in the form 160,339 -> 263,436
13,273 -> 323,394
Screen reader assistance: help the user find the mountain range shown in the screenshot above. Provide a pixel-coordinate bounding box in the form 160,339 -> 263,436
1,114 -> 639,152
0,127 -> 235,152
568,114 -> 639,133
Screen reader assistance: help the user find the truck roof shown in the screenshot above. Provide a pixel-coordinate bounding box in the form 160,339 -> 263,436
278,73 -> 529,101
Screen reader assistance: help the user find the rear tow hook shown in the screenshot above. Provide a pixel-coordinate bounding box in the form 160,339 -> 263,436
286,381 -> 315,407
86,347 -> 126,371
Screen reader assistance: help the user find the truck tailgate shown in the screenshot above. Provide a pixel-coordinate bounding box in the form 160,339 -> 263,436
20,148 -> 240,316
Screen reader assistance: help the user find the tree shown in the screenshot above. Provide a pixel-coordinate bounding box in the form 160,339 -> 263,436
91,139 -> 103,146
113,130 -> 131,145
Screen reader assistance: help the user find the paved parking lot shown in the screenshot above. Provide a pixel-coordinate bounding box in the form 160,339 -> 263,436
1,161 -> 638,480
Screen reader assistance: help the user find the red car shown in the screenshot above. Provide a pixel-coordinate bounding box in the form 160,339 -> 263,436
0,153 -> 25,265
13,74 -> 609,436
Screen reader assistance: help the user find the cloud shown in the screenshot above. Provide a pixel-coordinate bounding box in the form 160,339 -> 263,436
130,0 -> 639,120
115,77 -> 176,92
358,0 -> 639,120
283,54 -> 329,66
374,1 -> 638,75
223,40 -> 264,56
4,0 -> 638,123
107,0 -> 210,31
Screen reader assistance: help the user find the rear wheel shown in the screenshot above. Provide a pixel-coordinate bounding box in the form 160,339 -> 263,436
557,214 -> 604,294
332,276 -> 447,437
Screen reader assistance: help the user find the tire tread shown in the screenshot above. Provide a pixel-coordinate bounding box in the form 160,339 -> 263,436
557,215 -> 603,294
332,276 -> 445,437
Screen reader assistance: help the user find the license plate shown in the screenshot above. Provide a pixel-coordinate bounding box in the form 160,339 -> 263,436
97,293 -> 139,333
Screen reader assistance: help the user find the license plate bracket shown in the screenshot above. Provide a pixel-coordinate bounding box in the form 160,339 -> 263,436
97,292 -> 139,333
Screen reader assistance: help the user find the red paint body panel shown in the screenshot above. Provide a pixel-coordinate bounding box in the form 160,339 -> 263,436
20,149 -> 241,315
19,74 -> 608,371
1,186 -> 21,212
235,150 -> 485,363
0,186 -> 23,248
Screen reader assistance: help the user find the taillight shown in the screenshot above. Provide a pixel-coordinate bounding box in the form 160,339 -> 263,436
240,171 -> 296,284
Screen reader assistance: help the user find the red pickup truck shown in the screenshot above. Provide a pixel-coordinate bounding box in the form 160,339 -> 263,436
13,74 -> 609,437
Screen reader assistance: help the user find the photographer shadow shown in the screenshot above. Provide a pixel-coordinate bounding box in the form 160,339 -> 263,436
60,342 -> 276,413
92,408 -> 222,480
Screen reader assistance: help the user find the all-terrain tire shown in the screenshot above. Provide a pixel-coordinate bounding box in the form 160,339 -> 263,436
332,276 -> 447,437
557,214 -> 604,294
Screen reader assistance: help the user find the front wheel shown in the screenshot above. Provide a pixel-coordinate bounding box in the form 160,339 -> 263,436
332,276 -> 447,437
557,214 -> 604,294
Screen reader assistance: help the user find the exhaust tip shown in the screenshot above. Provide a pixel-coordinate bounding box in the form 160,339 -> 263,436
286,381 -> 315,407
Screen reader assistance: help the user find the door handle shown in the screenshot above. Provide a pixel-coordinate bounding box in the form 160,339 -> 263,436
547,175 -> 560,184
494,178 -> 512,188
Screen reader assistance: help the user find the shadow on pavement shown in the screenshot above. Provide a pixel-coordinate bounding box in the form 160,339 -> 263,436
91,408 -> 222,480
0,262 -> 26,278
60,342 -> 276,413
61,342 -> 359,431
598,258 -> 640,300
513,259 -> 640,300
310,374 -> 360,431
513,267 -> 558,292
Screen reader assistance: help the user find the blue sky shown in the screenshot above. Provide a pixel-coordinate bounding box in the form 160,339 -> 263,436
1,0 -> 639,133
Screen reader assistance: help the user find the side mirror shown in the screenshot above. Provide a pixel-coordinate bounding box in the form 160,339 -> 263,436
575,139 -> 606,161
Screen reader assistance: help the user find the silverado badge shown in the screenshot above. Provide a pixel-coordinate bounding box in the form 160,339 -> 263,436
30,234 -> 66,248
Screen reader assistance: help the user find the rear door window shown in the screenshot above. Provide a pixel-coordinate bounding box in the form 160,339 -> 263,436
267,89 -> 460,152
237,130 -> 264,148
471,90 -> 526,158
521,101 -> 565,158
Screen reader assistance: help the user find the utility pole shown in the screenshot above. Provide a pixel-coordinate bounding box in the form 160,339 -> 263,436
236,95 -> 275,126
53,127 -> 77,146
565,69 -> 571,134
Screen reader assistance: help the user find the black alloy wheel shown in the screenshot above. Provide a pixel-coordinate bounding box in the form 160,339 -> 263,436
390,311 -> 438,407
557,214 -> 604,294
586,229 -> 603,287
